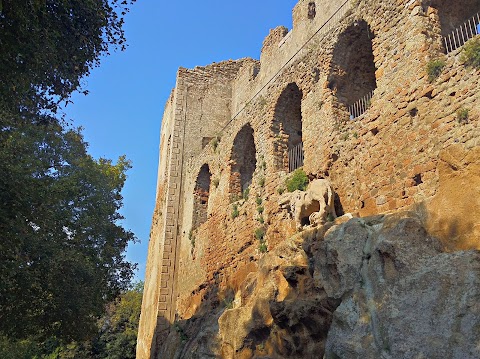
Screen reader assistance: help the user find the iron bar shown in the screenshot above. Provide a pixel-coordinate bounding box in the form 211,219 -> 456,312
288,142 -> 304,172
443,12 -> 480,53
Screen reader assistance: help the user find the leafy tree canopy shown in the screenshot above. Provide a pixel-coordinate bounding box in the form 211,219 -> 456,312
0,282 -> 144,358
0,119 -> 136,341
0,0 -> 135,120
0,0 -> 138,342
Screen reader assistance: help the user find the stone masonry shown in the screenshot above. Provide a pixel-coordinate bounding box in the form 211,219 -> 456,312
137,0 -> 480,357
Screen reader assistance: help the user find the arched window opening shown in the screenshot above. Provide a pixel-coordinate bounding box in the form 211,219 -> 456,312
308,2 -> 316,19
329,20 -> 377,119
426,0 -> 480,52
192,164 -> 211,230
272,83 -> 304,172
230,124 -> 257,200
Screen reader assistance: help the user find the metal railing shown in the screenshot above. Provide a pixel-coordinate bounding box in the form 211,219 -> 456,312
443,13 -> 480,53
349,90 -> 374,120
288,142 -> 304,172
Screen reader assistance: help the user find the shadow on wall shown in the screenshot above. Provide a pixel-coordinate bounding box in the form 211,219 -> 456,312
149,278 -> 223,358
148,226 -> 341,359
230,124 -> 257,200
147,144 -> 480,358
416,144 -> 480,251
328,19 -> 377,118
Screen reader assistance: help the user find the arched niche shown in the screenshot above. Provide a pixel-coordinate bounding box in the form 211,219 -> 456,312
192,164 -> 211,230
425,0 -> 480,38
230,124 -> 257,199
272,83 -> 304,172
328,20 -> 377,119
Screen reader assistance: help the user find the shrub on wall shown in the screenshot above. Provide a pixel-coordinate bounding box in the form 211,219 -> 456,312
426,58 -> 446,82
461,37 -> 480,68
231,204 -> 239,219
285,169 -> 309,192
456,108 -> 469,124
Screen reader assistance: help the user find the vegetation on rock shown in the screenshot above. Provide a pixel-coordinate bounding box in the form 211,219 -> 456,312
461,36 -> 480,68
426,58 -> 446,82
456,107 -> 469,124
254,228 -> 265,241
231,203 -> 239,219
285,169 -> 309,192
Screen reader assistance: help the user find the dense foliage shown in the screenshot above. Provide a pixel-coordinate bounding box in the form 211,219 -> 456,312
0,0 -> 135,120
0,120 -> 136,341
0,282 -> 143,359
0,0 -> 137,343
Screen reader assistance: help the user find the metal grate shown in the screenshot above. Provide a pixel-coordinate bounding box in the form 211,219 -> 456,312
443,13 -> 480,53
349,90 -> 374,120
288,142 -> 304,172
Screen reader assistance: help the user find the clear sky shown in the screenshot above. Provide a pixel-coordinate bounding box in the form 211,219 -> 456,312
65,0 -> 298,281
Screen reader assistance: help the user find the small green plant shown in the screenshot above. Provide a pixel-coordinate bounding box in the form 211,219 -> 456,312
254,227 -> 265,241
257,216 -> 265,224
261,160 -> 267,170
426,58 -> 446,82
341,133 -> 349,141
258,176 -> 265,187
223,298 -> 234,309
243,187 -> 250,200
456,107 -> 469,124
212,178 -> 219,188
353,131 -> 358,139
460,36 -> 480,68
232,203 -> 239,219
258,96 -> 267,108
326,213 -> 335,222
277,186 -> 285,195
257,205 -> 264,214
174,322 -> 188,342
258,242 -> 268,253
189,229 -> 195,248
255,196 -> 263,206
285,169 -> 309,192
211,136 -> 220,151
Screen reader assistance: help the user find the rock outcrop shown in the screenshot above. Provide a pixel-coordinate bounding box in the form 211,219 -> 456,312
158,212 -> 480,358
279,179 -> 337,230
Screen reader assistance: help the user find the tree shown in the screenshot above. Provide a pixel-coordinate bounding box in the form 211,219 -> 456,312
0,0 -> 136,121
96,281 -> 143,359
0,282 -> 144,358
0,120 -> 136,341
0,0 -> 137,343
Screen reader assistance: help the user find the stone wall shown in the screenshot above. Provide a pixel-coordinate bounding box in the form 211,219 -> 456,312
137,0 -> 480,357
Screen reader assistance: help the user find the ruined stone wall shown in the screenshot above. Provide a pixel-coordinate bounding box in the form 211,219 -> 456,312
137,60 -> 251,358
138,0 -> 480,357
137,89 -> 176,359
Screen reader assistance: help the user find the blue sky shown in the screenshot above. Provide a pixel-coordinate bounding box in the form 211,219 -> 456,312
65,0 -> 297,281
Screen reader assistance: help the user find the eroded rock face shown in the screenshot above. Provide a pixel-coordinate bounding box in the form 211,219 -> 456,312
160,212 -> 480,358
315,213 -> 480,359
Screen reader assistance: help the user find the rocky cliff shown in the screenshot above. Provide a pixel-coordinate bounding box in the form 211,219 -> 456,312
154,210 -> 480,358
